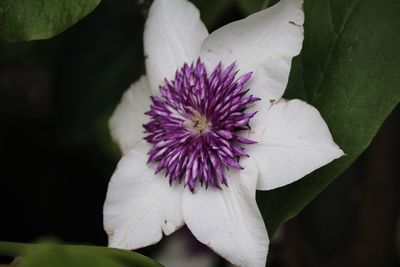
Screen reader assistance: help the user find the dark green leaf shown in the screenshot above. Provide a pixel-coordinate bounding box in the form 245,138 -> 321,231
236,0 -> 269,15
0,0 -> 101,41
259,0 -> 400,234
0,241 -> 162,267
190,0 -> 232,28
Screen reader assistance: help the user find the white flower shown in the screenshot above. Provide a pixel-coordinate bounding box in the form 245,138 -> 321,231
103,0 -> 344,266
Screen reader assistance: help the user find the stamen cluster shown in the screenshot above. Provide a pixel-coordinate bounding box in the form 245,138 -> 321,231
144,59 -> 259,191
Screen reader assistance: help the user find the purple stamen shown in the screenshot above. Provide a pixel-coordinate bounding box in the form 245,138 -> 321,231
144,59 -> 258,191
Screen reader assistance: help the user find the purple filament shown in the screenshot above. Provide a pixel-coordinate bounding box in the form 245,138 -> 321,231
144,59 -> 259,191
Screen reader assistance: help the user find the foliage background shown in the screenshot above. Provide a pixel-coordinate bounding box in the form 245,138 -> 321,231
0,0 -> 399,266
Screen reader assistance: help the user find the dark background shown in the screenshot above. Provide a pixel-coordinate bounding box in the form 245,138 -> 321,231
0,0 -> 399,266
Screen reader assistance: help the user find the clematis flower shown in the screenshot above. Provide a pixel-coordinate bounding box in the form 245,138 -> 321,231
103,0 -> 344,266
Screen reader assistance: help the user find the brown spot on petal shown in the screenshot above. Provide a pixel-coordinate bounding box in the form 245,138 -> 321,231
289,21 -> 301,27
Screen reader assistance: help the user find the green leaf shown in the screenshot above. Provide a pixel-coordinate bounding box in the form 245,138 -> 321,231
190,0 -> 232,28
0,0 -> 101,41
19,245 -> 123,267
0,241 -> 162,267
259,0 -> 400,234
236,0 -> 269,15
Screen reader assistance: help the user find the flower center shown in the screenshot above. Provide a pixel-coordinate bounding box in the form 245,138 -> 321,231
144,59 -> 259,191
189,111 -> 209,133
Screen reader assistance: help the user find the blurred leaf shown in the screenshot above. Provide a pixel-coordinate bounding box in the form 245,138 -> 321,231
190,0 -> 232,28
259,0 -> 400,234
51,0 -> 144,145
236,0 -> 269,15
0,0 -> 101,41
94,113 -> 121,161
19,244 -> 123,267
0,241 -> 162,267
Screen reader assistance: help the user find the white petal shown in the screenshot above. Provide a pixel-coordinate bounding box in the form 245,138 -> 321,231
103,140 -> 184,249
109,76 -> 151,155
200,0 -> 304,106
238,157 -> 259,198
247,99 -> 344,190
144,0 -> 208,94
182,158 -> 268,267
